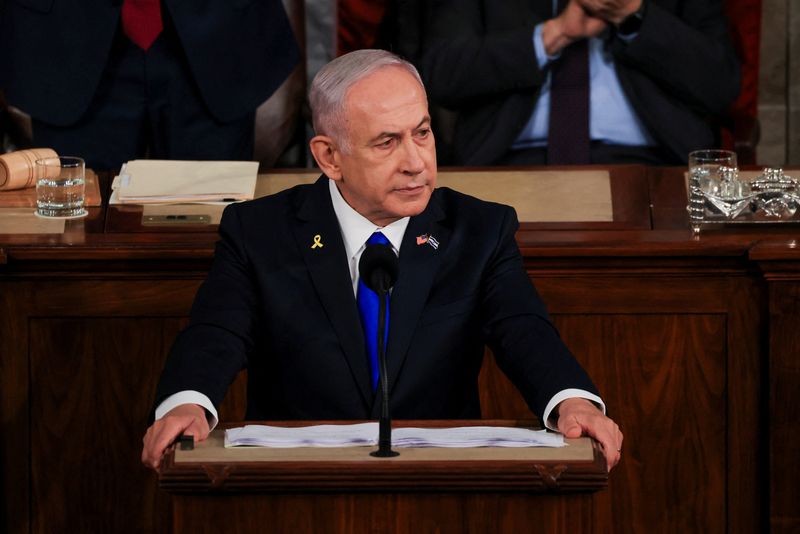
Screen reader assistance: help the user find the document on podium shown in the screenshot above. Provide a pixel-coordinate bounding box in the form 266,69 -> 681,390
110,159 -> 258,204
224,423 -> 565,448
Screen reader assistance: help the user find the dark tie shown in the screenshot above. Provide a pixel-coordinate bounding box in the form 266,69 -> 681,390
547,0 -> 591,164
357,232 -> 391,391
121,0 -> 163,51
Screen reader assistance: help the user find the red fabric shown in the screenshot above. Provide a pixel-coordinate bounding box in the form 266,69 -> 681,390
337,0 -> 388,55
722,0 -> 761,161
122,0 -> 163,51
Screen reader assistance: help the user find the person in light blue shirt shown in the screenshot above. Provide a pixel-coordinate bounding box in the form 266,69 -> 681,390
514,11 -> 655,152
417,0 -> 740,165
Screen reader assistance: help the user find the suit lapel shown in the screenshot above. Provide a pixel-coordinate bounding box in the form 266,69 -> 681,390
291,177 -> 373,406
370,193 -> 449,416
528,0 -> 554,20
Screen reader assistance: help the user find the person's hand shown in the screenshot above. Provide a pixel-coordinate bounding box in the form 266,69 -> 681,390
141,403 -> 210,471
543,0 -> 607,56
576,0 -> 643,25
555,397 -> 623,471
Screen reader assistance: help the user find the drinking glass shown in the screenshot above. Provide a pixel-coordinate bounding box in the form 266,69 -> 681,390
688,149 -> 740,231
35,156 -> 87,218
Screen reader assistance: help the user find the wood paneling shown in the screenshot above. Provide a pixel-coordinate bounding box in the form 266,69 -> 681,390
0,281 -> 32,534
0,278 -> 200,534
479,263 -> 765,534
29,317 -> 182,533
174,493 -> 595,534
480,312 -> 730,534
560,314 -> 727,534
2,167 -> 797,533
768,282 -> 800,534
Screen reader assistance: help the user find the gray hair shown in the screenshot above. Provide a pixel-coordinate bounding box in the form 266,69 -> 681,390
309,49 -> 424,152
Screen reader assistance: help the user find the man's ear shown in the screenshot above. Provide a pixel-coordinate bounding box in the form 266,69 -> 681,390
309,135 -> 343,181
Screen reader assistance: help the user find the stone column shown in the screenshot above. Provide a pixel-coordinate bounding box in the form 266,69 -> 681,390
758,0 -> 800,166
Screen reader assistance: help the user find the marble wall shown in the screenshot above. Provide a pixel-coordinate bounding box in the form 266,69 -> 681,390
758,0 -> 800,166
788,0 -> 800,165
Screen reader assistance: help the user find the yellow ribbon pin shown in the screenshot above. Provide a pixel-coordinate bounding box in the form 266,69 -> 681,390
311,234 -> 324,249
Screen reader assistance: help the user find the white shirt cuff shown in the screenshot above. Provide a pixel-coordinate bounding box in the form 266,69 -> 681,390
154,390 -> 219,431
542,388 -> 606,431
533,23 -> 561,68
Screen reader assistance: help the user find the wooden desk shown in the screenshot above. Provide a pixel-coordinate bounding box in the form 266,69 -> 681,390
1,165 -> 798,533
159,421 -> 605,533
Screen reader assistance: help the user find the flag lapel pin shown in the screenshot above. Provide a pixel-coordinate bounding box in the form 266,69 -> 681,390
417,233 -> 439,250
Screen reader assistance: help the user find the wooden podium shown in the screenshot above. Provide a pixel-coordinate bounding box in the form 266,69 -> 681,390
158,421 -> 607,533
7,166 -> 799,533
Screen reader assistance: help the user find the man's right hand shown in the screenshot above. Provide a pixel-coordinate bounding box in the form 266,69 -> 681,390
543,0 -> 607,56
141,403 -> 210,471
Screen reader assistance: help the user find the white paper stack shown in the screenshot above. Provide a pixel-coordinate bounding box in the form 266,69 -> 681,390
111,159 -> 258,204
224,423 -> 565,448
225,423 -> 378,448
390,426 -> 564,448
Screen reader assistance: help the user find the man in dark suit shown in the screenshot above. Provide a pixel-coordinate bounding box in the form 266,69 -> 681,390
416,0 -> 740,165
141,49 -> 623,470
0,0 -> 299,170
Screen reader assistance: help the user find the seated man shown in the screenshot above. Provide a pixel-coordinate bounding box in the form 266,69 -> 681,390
0,0 -> 299,171
417,0 -> 741,165
141,49 -> 623,470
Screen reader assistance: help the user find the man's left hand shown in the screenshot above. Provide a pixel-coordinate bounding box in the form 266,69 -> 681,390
556,397 -> 623,471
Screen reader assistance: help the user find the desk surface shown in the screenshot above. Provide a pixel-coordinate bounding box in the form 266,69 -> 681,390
2,165 -> 797,533
1,165 -> 798,265
159,421 -> 606,494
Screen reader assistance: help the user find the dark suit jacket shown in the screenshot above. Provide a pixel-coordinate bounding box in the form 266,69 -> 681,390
155,177 -> 598,422
0,0 -> 299,125
417,0 -> 741,165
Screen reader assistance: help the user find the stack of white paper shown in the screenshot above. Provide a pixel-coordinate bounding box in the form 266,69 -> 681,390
225,423 -> 377,448
111,159 -> 258,204
224,423 -> 564,448
389,426 -> 564,448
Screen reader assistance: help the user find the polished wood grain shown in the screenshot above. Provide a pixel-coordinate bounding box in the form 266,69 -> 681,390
561,314 -> 727,533
486,244 -> 765,533
1,166 -> 798,534
0,280 -> 32,533
768,281 -> 800,534
29,317 -> 179,533
161,420 -> 605,533
0,279 -> 200,534
173,492 -> 596,534
160,421 -> 605,494
766,281 -> 800,534
757,243 -> 800,534
751,241 -> 800,534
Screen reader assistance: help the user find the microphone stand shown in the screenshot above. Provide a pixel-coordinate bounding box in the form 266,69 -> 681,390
370,281 -> 399,458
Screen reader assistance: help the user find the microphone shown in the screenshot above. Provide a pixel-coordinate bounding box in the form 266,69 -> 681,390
359,243 -> 400,458
359,243 -> 398,294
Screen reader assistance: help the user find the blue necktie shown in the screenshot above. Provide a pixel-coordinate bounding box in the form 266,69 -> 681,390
357,232 -> 391,391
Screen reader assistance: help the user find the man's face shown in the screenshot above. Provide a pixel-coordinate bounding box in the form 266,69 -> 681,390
329,66 -> 437,226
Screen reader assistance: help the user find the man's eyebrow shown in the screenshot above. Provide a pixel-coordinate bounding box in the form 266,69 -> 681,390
414,116 -> 432,131
368,116 -> 432,144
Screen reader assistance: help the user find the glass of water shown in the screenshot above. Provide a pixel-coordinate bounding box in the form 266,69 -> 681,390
688,149 -> 739,231
35,156 -> 87,218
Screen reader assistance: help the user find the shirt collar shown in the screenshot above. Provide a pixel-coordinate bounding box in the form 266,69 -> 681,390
328,177 -> 409,261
